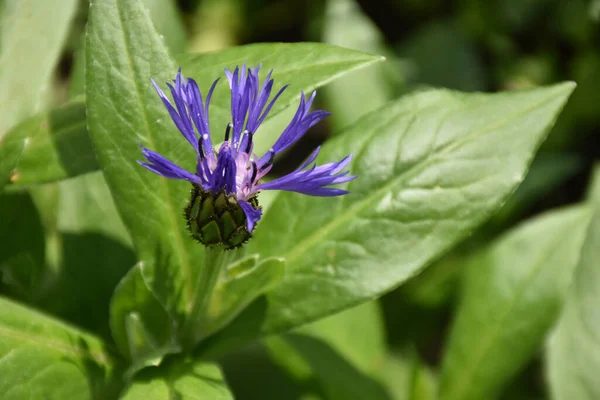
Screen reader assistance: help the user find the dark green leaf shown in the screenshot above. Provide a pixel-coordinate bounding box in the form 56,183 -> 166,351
247,82 -> 575,335
439,206 -> 591,400
0,296 -> 120,399
0,191 -> 45,298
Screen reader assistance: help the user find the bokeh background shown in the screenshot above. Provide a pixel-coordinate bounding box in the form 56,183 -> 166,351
3,0 -> 600,398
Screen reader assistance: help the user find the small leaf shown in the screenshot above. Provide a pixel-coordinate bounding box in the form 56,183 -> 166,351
247,82 -> 576,335
438,206 -> 591,400
0,100 -> 97,189
120,359 -> 233,399
201,256 -> 285,340
110,263 -> 180,377
546,167 -> 600,400
0,296 -> 120,399
0,0 -> 78,136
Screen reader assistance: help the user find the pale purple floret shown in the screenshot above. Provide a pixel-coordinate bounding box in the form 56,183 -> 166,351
138,65 -> 357,231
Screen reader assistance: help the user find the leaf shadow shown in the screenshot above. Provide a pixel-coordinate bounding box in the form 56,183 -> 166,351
48,102 -> 98,178
40,232 -> 135,339
286,333 -> 393,400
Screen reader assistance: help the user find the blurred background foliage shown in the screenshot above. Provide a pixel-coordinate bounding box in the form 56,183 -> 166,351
1,0 -> 599,399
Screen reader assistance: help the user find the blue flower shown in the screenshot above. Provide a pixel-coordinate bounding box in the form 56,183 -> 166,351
139,65 -> 356,248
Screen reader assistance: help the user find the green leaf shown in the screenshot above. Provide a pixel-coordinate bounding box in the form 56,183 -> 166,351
70,0 -> 187,99
438,205 -> 591,400
0,100 -> 98,189
142,0 -> 187,54
246,82 -> 575,335
0,0 -> 79,137
199,256 -> 285,340
0,133 -> 26,190
546,167 -> 600,400
110,263 -> 180,376
120,359 -> 233,400
176,42 -> 384,155
87,0 -> 198,327
0,296 -> 120,399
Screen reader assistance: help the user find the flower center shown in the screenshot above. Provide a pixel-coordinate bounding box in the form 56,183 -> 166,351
184,184 -> 261,250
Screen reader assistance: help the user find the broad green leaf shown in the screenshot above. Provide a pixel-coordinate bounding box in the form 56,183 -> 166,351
177,42 -> 384,155
0,191 -> 45,298
439,206 -> 591,400
0,0 -> 78,137
0,100 -> 97,189
87,0 -> 198,327
120,359 -> 232,400
0,296 -> 120,399
546,167 -> 600,400
110,263 -> 180,376
402,153 -> 581,308
246,82 -> 575,335
70,0 -> 186,99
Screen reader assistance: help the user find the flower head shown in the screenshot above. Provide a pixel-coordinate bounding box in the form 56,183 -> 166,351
139,65 -> 356,249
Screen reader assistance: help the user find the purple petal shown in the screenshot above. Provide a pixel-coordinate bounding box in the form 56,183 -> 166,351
138,145 -> 201,184
239,200 -> 263,232
255,152 -> 356,196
